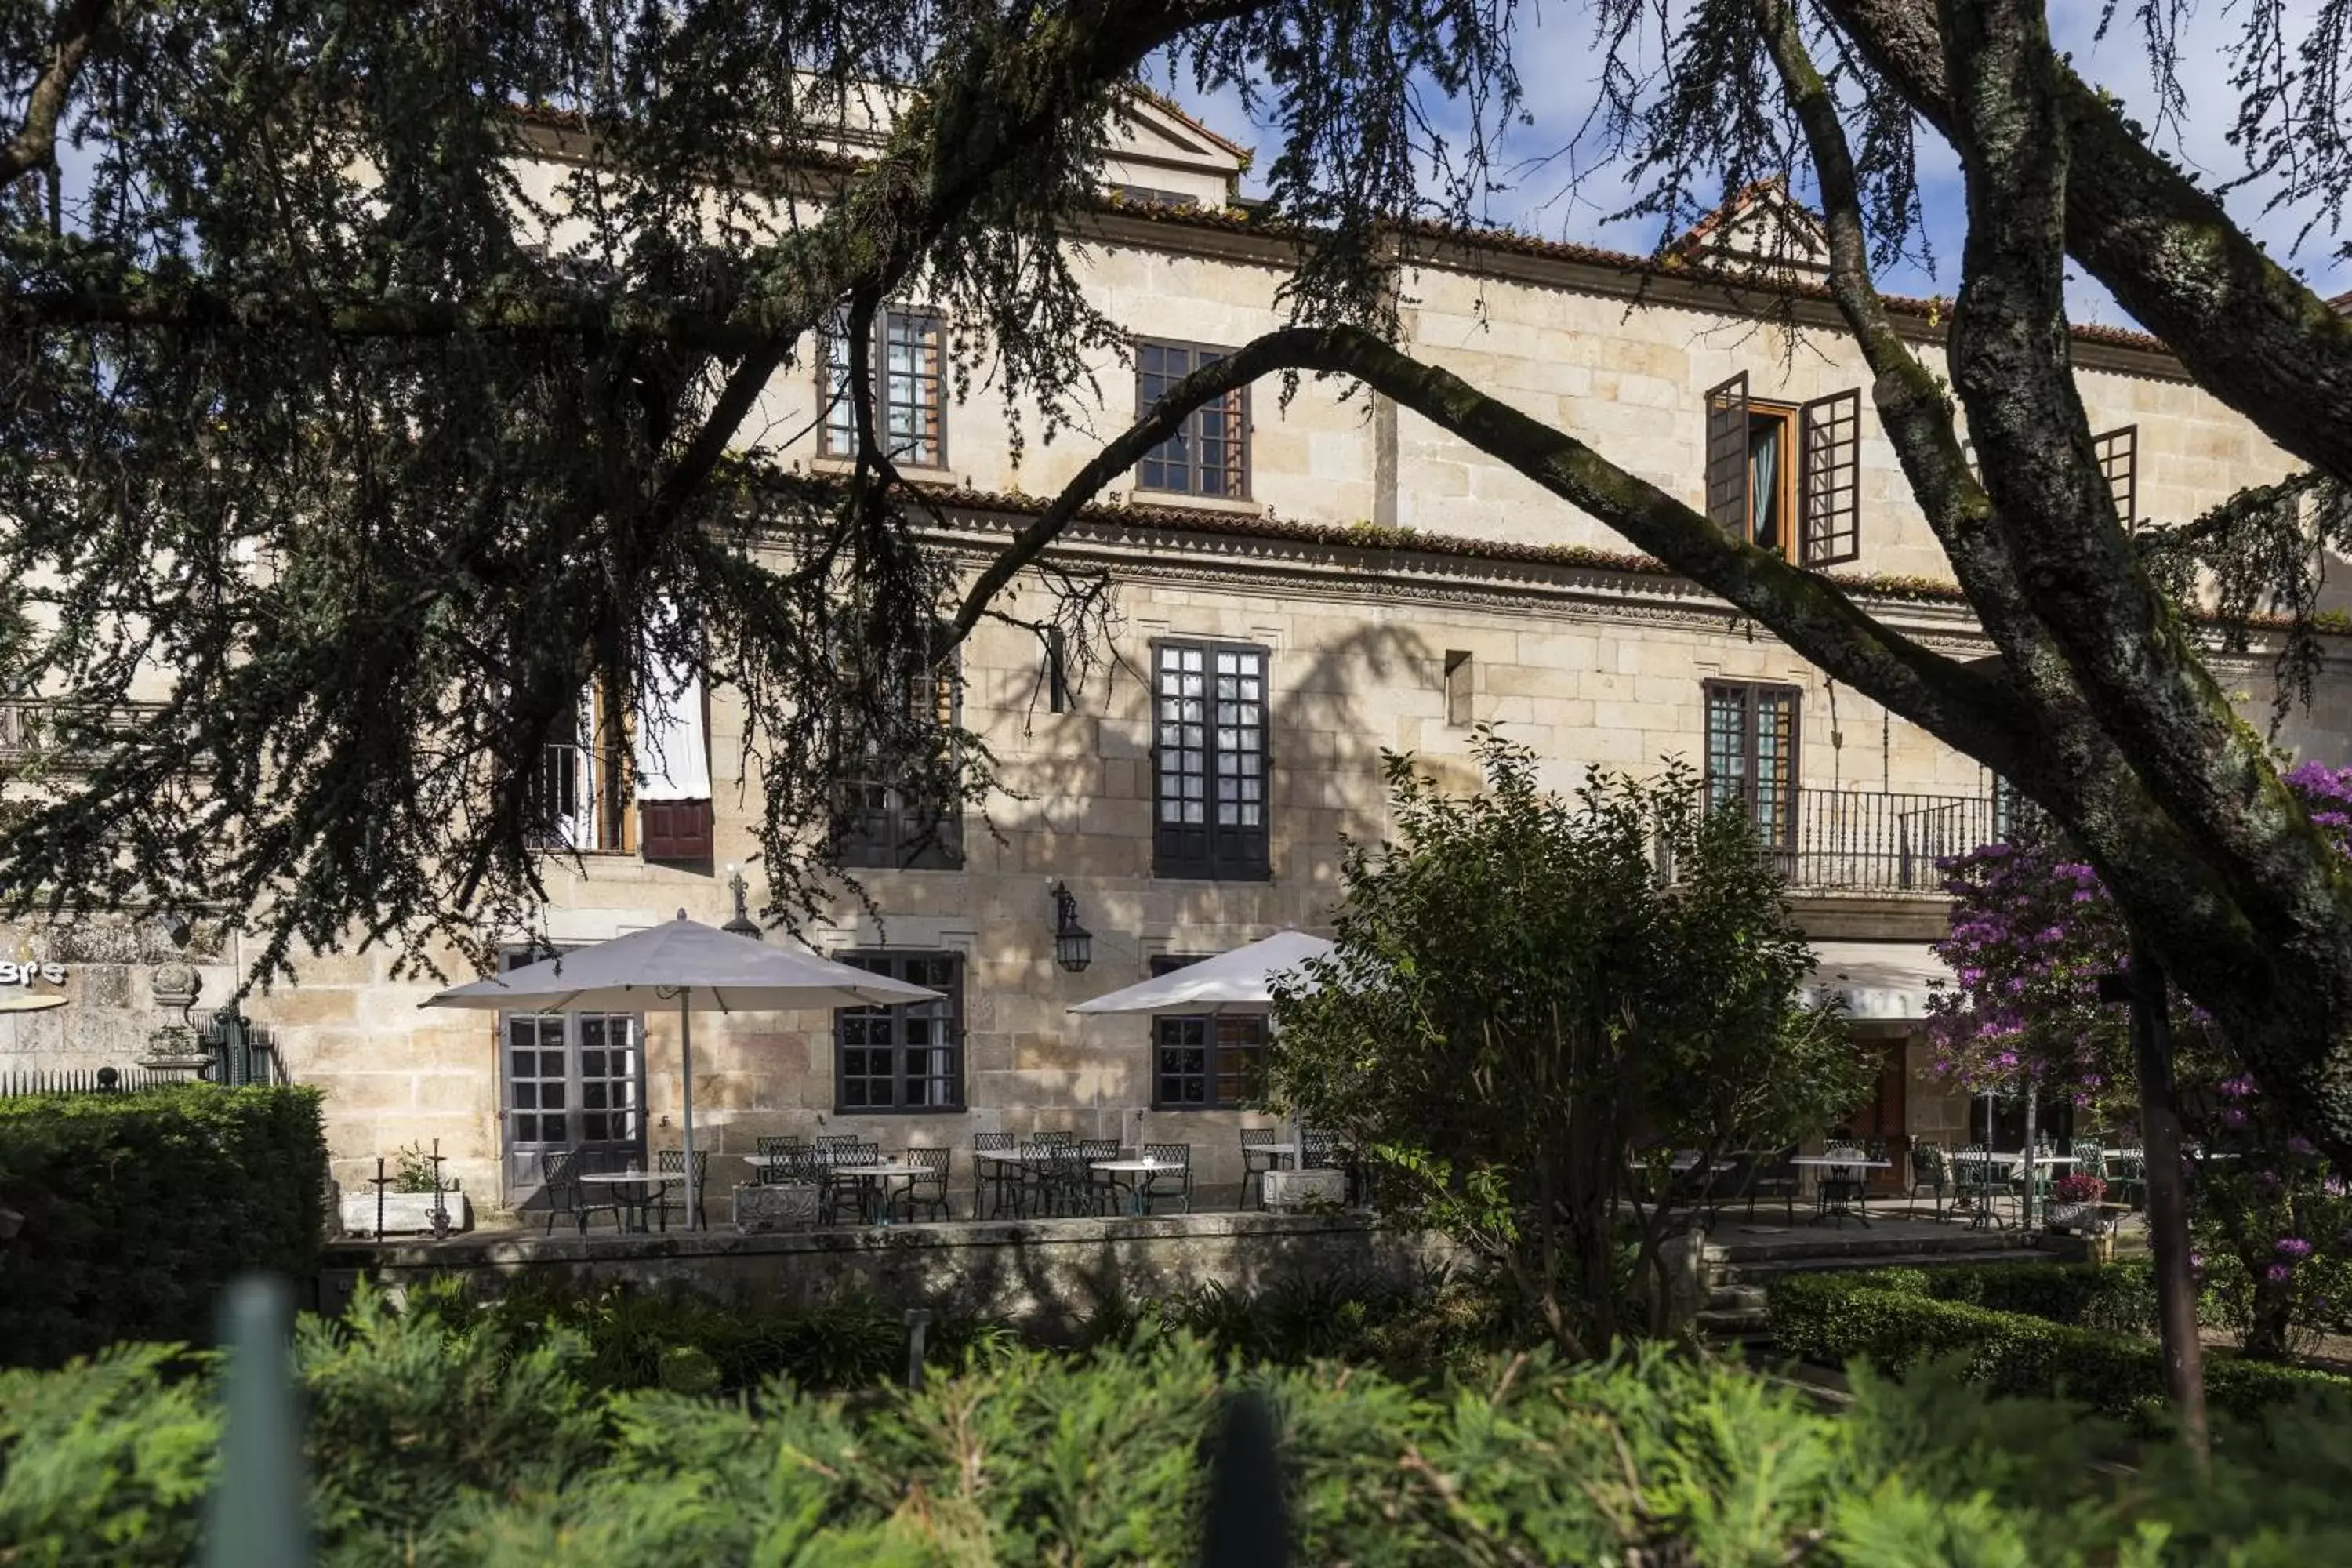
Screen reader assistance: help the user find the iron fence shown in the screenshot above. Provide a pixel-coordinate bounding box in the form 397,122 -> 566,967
1784,788 -> 1993,893
0,1014 -> 285,1099
0,1063 -> 178,1098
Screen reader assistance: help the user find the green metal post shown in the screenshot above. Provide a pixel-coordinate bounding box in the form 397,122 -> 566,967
204,1274 -> 310,1568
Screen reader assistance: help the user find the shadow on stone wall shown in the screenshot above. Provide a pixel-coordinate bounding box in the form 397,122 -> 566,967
321,1212 -> 1466,1336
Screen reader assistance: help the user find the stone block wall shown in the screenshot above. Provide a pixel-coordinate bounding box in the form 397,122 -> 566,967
0,913 -> 236,1078
324,1210 -> 1467,1338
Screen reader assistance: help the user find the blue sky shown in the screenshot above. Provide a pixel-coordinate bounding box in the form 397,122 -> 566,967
1160,4 -> 2352,332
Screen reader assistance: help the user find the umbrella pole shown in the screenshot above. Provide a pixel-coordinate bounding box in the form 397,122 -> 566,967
680,995 -> 699,1231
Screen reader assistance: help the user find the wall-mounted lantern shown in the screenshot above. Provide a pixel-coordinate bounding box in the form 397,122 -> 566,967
1051,882 -> 1092,973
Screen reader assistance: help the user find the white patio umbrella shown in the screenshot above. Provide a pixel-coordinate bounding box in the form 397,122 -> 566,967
423,913 -> 939,1227
1069,930 -> 1334,1017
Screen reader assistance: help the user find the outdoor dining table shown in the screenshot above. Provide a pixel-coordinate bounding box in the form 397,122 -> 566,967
1788,1155 -> 1890,1228
577,1170 -> 684,1233
1091,1157 -> 1182,1216
833,1160 -> 928,1226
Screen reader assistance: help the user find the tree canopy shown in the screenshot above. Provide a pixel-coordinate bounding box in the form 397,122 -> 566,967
9,2 -> 2352,1152
1266,734 -> 1862,1352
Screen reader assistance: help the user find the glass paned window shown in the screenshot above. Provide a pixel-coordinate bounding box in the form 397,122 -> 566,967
820,308 -> 946,466
1155,641 -> 1270,879
1136,340 -> 1249,499
526,686 -> 627,851
833,953 -> 964,1112
1703,681 -> 1800,849
498,1003 -> 642,1196
1149,956 -> 1270,1110
836,652 -> 963,869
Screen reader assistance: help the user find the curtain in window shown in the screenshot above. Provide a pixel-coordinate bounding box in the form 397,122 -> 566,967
1748,419 -> 1780,550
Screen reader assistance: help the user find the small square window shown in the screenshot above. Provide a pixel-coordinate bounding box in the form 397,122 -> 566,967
1443,651 -> 1473,728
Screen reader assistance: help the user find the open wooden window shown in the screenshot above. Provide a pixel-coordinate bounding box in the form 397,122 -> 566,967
526,682 -> 632,854
634,608 -> 714,864
1705,374 -> 1861,567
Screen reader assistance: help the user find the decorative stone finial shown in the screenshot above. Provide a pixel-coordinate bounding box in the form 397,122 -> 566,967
140,962 -> 210,1079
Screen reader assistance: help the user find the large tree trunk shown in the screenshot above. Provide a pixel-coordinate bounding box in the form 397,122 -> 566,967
2130,941 -> 2209,1465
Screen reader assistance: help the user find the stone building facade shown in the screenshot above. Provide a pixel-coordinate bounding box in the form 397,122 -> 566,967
7,100 -> 2343,1215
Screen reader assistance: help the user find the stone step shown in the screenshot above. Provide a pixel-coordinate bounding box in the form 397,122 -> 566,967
1696,1305 -> 1772,1338
1706,1283 -> 1768,1312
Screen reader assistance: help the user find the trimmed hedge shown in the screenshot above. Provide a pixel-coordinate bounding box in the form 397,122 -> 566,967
1771,1267 -> 2351,1425
0,1086 -> 328,1367
1857,1259 -> 2159,1334
19,1285 -> 2352,1564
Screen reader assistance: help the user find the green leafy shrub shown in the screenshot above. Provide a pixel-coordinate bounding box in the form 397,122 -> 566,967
0,1086 -> 328,1367
1772,1268 -> 2352,1426
1844,1259 -> 2161,1336
20,1293 -> 2352,1563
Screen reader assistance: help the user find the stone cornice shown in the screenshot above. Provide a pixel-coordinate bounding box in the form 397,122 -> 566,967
895,503 -> 2336,673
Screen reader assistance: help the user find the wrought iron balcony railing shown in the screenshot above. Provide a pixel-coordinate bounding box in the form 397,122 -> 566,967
0,699 -> 166,772
1778,788 -> 1994,893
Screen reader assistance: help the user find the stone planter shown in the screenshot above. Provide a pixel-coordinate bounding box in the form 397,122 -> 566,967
2038,1229 -> 2116,1265
1261,1167 -> 1345,1211
339,1190 -> 470,1236
733,1181 -> 821,1232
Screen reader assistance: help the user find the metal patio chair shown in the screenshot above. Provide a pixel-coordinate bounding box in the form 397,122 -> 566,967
1141,1142 -> 1193,1214
972,1131 -> 1016,1218
1744,1144 -> 1800,1223
1239,1128 -> 1282,1210
1907,1141 -> 1949,1218
898,1145 -> 953,1222
653,1148 -> 708,1231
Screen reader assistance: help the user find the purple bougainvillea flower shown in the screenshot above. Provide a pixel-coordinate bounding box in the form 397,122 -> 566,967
2268,1262 -> 2297,1284
2277,1237 -> 2314,1259
2222,1107 -> 2250,1127
2288,1135 -> 2319,1158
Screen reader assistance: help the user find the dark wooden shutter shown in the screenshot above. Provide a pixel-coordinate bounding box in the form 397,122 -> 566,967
2093,425 -> 2138,529
1704,373 -> 1749,536
1799,388 -> 1862,566
640,799 -> 713,862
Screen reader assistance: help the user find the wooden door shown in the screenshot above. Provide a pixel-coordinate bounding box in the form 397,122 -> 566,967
1842,1038 -> 1908,1193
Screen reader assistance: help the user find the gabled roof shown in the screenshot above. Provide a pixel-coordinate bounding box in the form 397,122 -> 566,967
1126,83 -> 1254,163
1671,179 -> 1830,277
